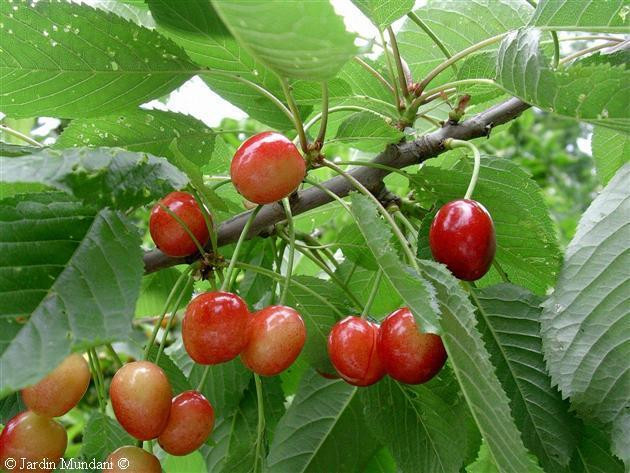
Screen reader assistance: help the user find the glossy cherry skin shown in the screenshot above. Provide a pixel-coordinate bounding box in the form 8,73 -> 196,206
241,305 -> 306,376
105,446 -> 161,473
230,131 -> 306,204
21,353 -> 91,418
327,316 -> 385,387
158,390 -> 215,456
182,291 -> 251,365
149,191 -> 210,257
429,199 -> 496,281
0,411 -> 67,472
378,308 -> 447,384
110,361 -> 172,440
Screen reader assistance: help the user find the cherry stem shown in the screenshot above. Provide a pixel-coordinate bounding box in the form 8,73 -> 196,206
105,344 -> 122,370
361,269 -> 382,318
87,349 -> 106,413
551,31 -> 560,69
303,178 -> 352,213
315,82 -> 329,146
559,41 -> 618,66
394,210 -> 418,255
220,205 -> 263,292
253,374 -> 266,473
406,12 -> 457,74
279,199 -> 295,306
296,231 -> 339,268
387,26 -> 410,99
155,281 -> 190,365
444,138 -> 481,200
196,365 -> 211,392
303,106 -> 391,135
280,77 -> 309,153
379,29 -> 402,109
353,57 -> 394,94
191,189 -> 218,255
158,203 -> 207,257
270,238 -> 285,305
0,124 -> 43,148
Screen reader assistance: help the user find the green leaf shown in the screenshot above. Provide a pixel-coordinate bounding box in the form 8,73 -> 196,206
0,147 -> 188,210
0,193 -> 143,394
364,448 -> 398,473
471,284 -> 578,472
0,1 -> 195,118
351,0 -> 415,29
163,451 -> 206,473
570,424 -> 625,473
592,126 -> 630,185
80,412 -> 134,462
0,142 -> 39,157
350,193 -> 440,334
146,346 -> 192,396
135,268 -> 193,318
418,259 -> 544,473
530,0 -> 630,33
413,156 -> 561,295
211,0 -> 358,81
331,112 -> 403,152
541,164 -> 630,464
0,393 -> 24,424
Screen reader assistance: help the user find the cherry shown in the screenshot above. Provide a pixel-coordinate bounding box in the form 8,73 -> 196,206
378,308 -> 447,384
149,191 -> 210,257
21,353 -> 91,418
230,131 -> 306,204
0,411 -> 67,472
327,316 -> 385,387
110,361 -> 172,440
158,390 -> 215,456
429,199 -> 496,281
105,446 -> 161,473
241,305 -> 306,376
183,291 -> 250,365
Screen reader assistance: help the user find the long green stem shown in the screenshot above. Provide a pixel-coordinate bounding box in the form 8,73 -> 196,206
551,31 -> 560,69
296,232 -> 339,268
105,344 -> 123,370
315,82 -> 329,145
158,204 -> 207,256
353,57 -> 394,93
444,139 -> 481,200
220,206 -> 263,291
406,12 -> 457,74
395,211 -> 418,255
280,77 -> 308,153
361,270 -> 382,318
253,374 -> 266,473
0,124 -> 43,147
420,79 -> 496,101
192,189 -> 218,255
303,178 -> 351,213
279,199 -> 295,306
379,29 -> 402,108
559,42 -> 618,66
155,282 -> 190,364
387,26 -> 410,99
196,365 -> 211,392
303,106 -> 390,134
88,349 -> 106,413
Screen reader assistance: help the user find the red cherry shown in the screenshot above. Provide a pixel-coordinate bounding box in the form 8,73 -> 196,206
21,353 -> 91,418
230,132 -> 306,204
378,308 -> 447,384
327,316 -> 385,387
0,411 -> 67,472
429,199 -> 496,281
149,191 -> 210,257
110,361 -> 172,440
241,305 -> 306,376
105,446 -> 161,473
182,291 -> 250,365
158,390 -> 215,456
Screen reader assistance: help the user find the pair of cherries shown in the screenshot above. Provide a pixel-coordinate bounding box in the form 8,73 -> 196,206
182,291 -> 306,377
328,308 -> 447,386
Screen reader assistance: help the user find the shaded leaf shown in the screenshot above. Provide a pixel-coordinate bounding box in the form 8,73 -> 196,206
80,412 -> 134,462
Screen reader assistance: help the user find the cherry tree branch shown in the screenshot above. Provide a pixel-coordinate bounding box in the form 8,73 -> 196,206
143,97 -> 530,274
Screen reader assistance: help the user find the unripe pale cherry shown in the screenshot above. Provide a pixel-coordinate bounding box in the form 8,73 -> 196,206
230,131 -> 306,204
378,308 -> 447,384
110,361 -> 172,440
105,446 -> 161,473
149,191 -> 210,257
429,199 -> 496,281
21,353 -> 91,418
0,411 -> 67,472
327,316 -> 385,387
241,305 -> 306,376
182,291 -> 251,365
158,390 -> 215,456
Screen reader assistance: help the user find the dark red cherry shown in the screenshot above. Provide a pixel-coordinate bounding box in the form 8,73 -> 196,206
378,308 -> 447,384
327,316 -> 385,387
182,291 -> 250,365
241,305 -> 306,376
429,199 -> 496,281
149,191 -> 210,257
230,132 -> 306,204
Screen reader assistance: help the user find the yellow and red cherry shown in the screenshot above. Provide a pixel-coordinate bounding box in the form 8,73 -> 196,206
149,191 -> 210,257
182,291 -> 250,365
21,353 -> 91,418
429,199 -> 496,281
105,446 -> 161,473
158,390 -> 215,456
378,308 -> 447,384
230,132 -> 306,204
241,305 -> 306,376
0,411 -> 67,472
327,316 -> 385,387
109,361 -> 172,440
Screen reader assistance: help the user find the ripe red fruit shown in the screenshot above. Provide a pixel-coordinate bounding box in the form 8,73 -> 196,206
182,291 -> 250,365
241,305 -> 306,376
149,191 -> 210,257
110,361 -> 172,440
106,446 -> 161,473
327,316 -> 385,387
21,353 -> 91,418
158,390 -> 215,456
0,411 -> 67,472
378,308 -> 447,384
230,131 -> 306,204
429,199 -> 496,281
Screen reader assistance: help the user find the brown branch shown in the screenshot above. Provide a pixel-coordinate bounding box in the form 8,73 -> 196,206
143,97 -> 530,274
